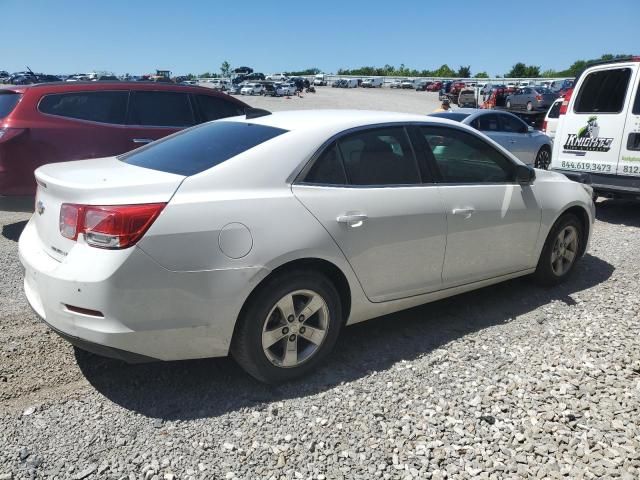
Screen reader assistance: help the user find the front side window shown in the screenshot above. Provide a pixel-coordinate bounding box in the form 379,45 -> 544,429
547,100 -> 562,119
337,127 -> 421,185
127,91 -> 194,127
194,95 -> 244,122
420,126 -> 515,184
38,91 -> 128,124
574,68 -> 631,113
119,121 -> 287,176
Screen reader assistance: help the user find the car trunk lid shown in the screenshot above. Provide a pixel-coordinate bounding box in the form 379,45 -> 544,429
33,156 -> 185,261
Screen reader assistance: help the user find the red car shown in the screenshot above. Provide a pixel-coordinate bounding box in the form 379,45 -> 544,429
426,81 -> 443,92
449,81 -> 466,95
0,82 -> 247,209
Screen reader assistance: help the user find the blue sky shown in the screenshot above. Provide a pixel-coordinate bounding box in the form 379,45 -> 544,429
2,0 -> 637,76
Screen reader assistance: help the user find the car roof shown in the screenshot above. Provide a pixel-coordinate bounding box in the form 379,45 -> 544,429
1,81 -> 234,96
225,109 -> 455,132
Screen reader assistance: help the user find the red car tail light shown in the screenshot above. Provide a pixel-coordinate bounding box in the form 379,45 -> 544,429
536,95 -> 542,101
559,88 -> 573,115
0,127 -> 27,143
542,120 -> 548,132
59,203 -> 166,249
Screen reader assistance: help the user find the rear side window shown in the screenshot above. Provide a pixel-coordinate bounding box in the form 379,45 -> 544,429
194,94 -> 244,121
119,121 -> 287,176
500,114 -> 527,134
547,100 -> 562,119
574,68 -> 631,113
38,91 -> 127,124
0,92 -> 22,119
473,114 -> 500,132
337,127 -> 421,185
128,91 -> 194,127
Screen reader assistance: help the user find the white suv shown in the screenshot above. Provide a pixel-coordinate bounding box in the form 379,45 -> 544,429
550,57 -> 640,198
240,83 -> 264,95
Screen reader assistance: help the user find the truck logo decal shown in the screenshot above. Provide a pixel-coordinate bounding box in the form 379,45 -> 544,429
563,116 -> 613,152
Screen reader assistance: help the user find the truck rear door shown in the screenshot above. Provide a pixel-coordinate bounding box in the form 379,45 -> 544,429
553,64 -> 635,176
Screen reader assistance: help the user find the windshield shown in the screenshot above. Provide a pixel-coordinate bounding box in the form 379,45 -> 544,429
120,121 -> 288,176
0,92 -> 22,119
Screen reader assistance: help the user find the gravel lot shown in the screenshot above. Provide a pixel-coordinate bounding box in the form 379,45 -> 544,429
1,88 -> 640,479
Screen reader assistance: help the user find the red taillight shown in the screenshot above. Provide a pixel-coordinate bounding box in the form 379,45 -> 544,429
0,127 -> 26,143
536,95 -> 542,101
542,120 -> 548,132
59,203 -> 166,249
559,88 -> 573,115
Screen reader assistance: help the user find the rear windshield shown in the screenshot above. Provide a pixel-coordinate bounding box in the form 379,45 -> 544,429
0,92 -> 22,119
119,121 -> 288,176
429,112 -> 470,122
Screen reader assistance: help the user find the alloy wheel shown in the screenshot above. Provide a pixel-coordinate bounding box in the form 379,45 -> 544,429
261,289 -> 329,368
535,148 -> 551,169
550,226 -> 578,276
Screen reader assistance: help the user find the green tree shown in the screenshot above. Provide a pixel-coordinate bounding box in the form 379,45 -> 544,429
506,63 -> 540,78
220,61 -> 231,78
474,71 -> 489,78
457,65 -> 471,78
433,64 -> 456,78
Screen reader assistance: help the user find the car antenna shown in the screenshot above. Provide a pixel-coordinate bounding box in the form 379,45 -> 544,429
245,107 -> 272,120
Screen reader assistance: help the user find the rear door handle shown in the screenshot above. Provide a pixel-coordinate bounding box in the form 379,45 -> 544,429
337,213 -> 368,227
132,138 -> 154,144
452,208 -> 475,218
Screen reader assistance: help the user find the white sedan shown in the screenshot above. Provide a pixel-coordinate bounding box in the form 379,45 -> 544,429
20,110 -> 594,383
240,83 -> 264,95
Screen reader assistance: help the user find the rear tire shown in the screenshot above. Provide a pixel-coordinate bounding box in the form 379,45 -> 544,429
534,214 -> 583,286
231,270 -> 343,384
534,145 -> 551,170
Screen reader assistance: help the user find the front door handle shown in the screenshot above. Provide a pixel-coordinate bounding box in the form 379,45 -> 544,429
132,138 -> 154,144
452,207 -> 475,219
337,213 -> 368,228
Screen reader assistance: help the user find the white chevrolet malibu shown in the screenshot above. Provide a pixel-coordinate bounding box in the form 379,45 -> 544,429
19,109 -> 595,383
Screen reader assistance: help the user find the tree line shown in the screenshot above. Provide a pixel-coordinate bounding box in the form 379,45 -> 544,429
186,54 -> 633,80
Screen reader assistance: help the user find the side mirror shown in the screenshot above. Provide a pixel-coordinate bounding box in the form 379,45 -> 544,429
516,165 -> 536,185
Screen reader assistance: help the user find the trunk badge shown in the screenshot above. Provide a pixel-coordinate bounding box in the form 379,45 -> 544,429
36,200 -> 45,215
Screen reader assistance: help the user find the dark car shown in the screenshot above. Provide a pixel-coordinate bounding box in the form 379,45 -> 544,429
506,86 -> 558,111
0,82 -> 248,208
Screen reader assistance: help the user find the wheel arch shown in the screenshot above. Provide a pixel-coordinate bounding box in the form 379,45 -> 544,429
556,204 -> 591,257
234,257 -> 353,339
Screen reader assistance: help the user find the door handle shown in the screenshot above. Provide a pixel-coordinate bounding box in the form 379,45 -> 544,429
132,138 -> 154,144
337,213 -> 368,228
452,208 -> 475,218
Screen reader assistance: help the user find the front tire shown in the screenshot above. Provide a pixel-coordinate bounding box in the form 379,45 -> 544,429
534,145 -> 551,170
231,270 -> 343,383
534,214 -> 583,286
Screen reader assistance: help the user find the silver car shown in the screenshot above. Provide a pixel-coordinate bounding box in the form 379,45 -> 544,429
429,109 -> 553,169
506,86 -> 558,111
20,110 -> 594,383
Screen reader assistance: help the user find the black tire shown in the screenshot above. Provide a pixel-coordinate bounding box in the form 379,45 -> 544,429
231,270 -> 343,384
534,145 -> 551,170
534,213 -> 583,286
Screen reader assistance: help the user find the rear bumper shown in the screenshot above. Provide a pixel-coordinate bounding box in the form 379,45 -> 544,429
19,218 -> 269,362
